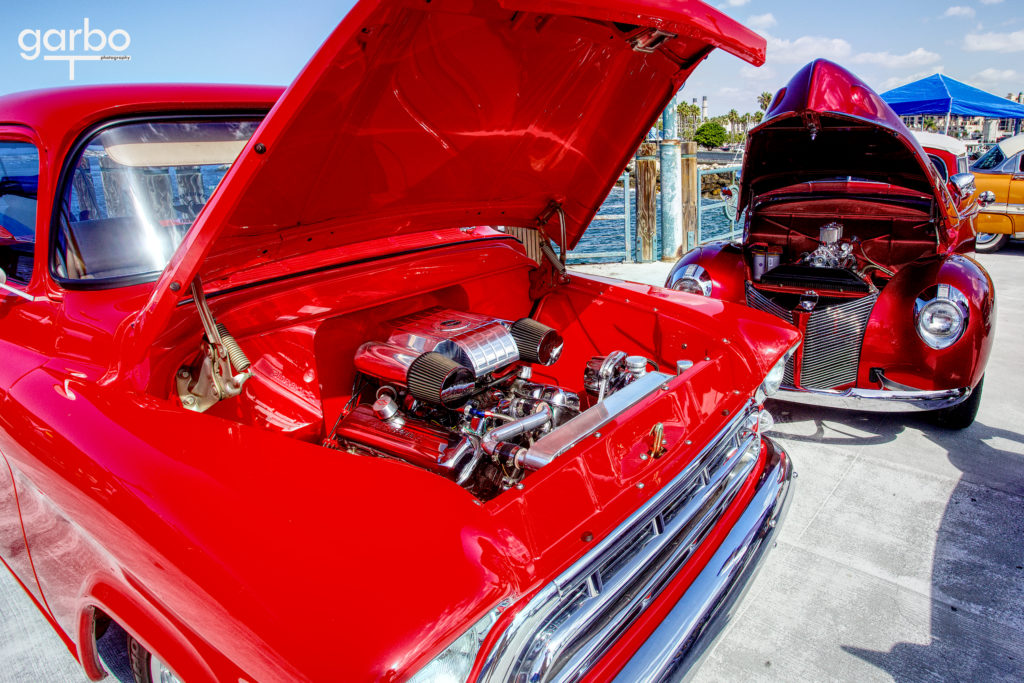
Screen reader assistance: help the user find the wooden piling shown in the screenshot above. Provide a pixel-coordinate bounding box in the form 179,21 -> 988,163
635,142 -> 659,262
680,141 -> 698,252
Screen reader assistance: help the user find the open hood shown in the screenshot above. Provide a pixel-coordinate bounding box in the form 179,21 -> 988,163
124,0 -> 765,371
188,0 -> 764,280
203,0 -> 762,262
738,60 -> 944,217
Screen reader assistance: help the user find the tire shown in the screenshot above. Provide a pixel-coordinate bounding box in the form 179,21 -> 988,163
128,634 -> 180,683
930,375 -> 983,430
127,634 -> 154,683
975,232 -> 1009,253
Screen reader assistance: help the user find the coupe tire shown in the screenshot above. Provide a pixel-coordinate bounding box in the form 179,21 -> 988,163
930,375 -> 983,430
975,232 -> 1009,253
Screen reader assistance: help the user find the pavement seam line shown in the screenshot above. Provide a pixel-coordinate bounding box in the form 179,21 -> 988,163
793,445 -> 862,541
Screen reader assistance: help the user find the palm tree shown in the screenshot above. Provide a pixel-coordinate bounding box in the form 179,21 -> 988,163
727,109 -> 739,136
675,101 -> 702,139
757,91 -> 773,112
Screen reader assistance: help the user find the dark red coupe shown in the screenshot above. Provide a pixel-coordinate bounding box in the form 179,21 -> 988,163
668,60 -> 995,429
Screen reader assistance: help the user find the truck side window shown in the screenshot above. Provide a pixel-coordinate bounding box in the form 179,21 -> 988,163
0,141 -> 38,284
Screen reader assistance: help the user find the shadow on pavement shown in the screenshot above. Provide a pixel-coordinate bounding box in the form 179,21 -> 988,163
767,402 -> 1024,682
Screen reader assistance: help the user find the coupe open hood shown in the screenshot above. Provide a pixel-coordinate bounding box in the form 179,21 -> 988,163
738,60 -> 944,216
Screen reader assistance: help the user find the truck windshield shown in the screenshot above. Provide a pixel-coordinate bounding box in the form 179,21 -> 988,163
53,118 -> 261,283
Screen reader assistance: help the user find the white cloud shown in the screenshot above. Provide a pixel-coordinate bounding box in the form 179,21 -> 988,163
746,13 -> 777,30
980,0 -> 1004,4
852,47 -> 941,68
878,67 -> 945,92
964,29 -> 1024,51
765,33 -> 852,63
973,68 -> 1019,83
723,0 -> 750,6
740,64 -> 778,82
943,6 -> 975,18
718,86 -> 741,96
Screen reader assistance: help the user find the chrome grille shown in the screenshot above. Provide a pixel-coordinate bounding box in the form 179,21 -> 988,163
478,403 -> 762,683
745,283 -> 877,389
745,282 -> 793,323
800,294 -> 876,388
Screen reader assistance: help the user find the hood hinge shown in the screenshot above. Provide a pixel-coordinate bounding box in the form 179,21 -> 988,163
176,278 -> 253,412
535,200 -> 570,284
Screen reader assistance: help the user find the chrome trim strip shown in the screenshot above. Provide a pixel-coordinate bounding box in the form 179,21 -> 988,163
478,402 -> 760,683
544,446 -> 758,681
523,371 -> 673,466
980,202 -> 1024,215
612,439 -> 792,683
774,384 -> 969,412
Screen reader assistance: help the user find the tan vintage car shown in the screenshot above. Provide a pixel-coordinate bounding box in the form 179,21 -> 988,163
973,133 -> 1024,252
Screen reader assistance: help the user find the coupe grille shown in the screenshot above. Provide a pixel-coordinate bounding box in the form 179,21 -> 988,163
478,403 -> 762,683
746,283 -> 877,389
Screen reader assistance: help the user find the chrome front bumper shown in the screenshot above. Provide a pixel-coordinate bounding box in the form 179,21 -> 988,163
773,384 -> 969,412
612,437 -> 793,683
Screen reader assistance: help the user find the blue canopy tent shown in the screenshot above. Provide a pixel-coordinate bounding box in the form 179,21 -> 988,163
881,74 -> 1024,134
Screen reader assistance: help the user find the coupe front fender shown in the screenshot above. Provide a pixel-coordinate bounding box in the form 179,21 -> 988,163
859,255 -> 994,390
664,241 -> 747,304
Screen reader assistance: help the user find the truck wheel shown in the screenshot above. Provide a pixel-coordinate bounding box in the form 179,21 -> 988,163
930,376 -> 983,430
128,634 -> 181,683
975,233 -> 1008,253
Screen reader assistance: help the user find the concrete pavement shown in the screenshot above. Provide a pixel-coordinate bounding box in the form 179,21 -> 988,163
2,248 -> 1023,681
576,247 -> 1024,682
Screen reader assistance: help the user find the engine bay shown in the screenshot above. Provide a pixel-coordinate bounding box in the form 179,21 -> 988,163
321,307 -> 661,500
745,193 -> 937,306
175,288 -> 667,502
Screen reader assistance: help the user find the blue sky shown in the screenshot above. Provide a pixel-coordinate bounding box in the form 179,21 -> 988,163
2,0 -> 1022,116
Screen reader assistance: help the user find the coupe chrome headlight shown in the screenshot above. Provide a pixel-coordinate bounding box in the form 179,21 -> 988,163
756,344 -> 798,403
670,264 -> 712,296
915,284 -> 968,350
407,609 -> 500,683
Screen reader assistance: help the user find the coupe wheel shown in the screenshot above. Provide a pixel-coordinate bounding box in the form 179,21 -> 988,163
930,375 -> 983,430
127,634 -> 182,683
975,232 -> 1009,253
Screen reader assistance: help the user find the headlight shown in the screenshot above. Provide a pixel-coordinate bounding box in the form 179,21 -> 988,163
756,344 -> 798,403
407,609 -> 500,683
670,264 -> 712,296
914,284 -> 968,350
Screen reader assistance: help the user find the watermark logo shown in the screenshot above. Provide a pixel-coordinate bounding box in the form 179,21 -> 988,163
18,18 -> 131,81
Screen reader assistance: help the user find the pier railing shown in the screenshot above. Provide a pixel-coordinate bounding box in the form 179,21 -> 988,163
564,164 -> 742,265
566,172 -> 633,264
696,165 -> 741,245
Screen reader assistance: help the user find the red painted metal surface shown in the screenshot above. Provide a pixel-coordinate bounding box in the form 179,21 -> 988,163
739,59 -> 963,243
0,0 -> 787,680
120,0 -> 765,373
667,242 -> 748,304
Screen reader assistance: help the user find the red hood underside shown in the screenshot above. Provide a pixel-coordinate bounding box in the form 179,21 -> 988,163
174,0 -> 763,282
739,60 -> 951,231
124,0 -> 763,372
